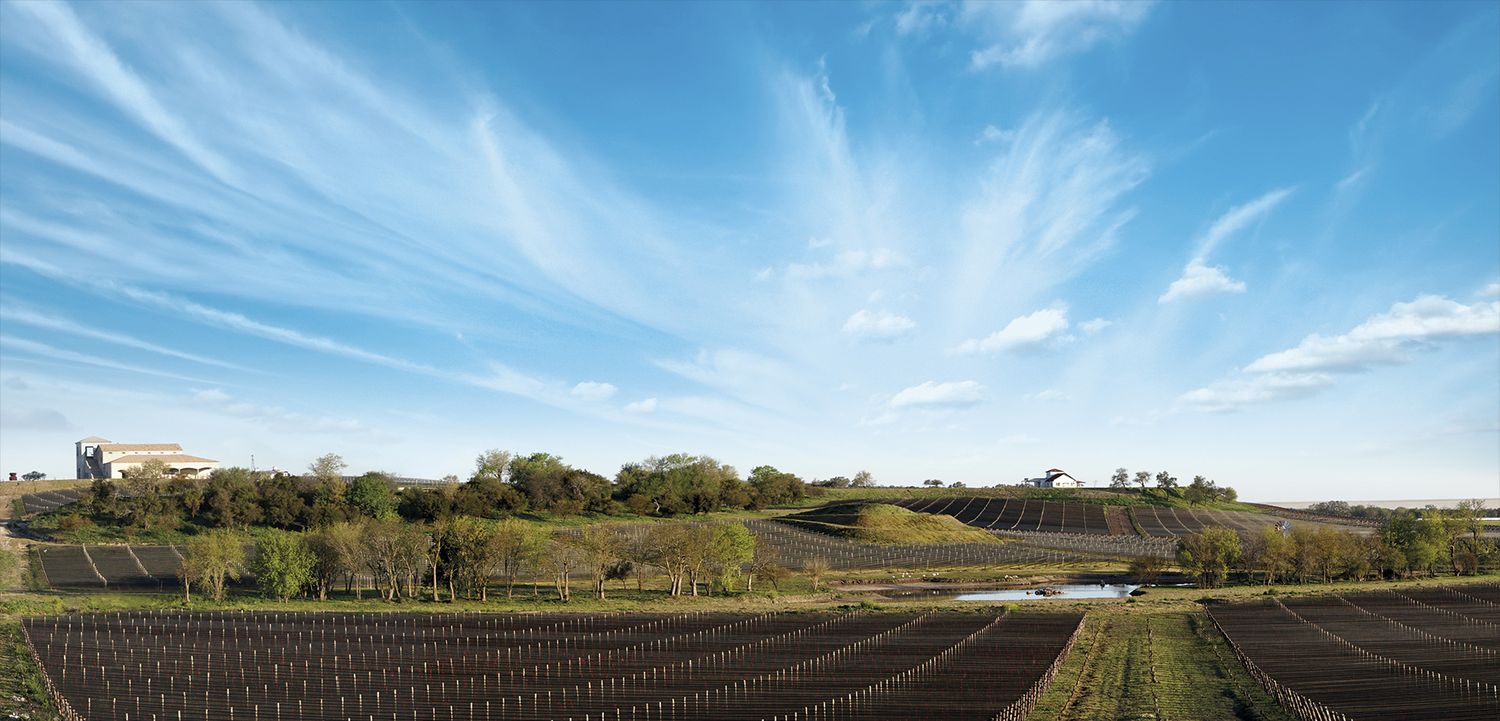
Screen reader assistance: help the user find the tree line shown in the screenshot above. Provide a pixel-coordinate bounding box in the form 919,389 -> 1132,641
1165,501 -> 1496,588
1109,468 -> 1239,504
180,516 -> 777,604
70,450 -> 821,535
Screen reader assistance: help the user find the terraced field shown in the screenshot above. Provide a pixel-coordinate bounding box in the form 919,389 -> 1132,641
23,609 -> 1084,721
887,496 -> 1350,539
1209,584 -> 1500,720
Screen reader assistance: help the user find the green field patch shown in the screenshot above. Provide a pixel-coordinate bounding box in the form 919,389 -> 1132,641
776,502 -> 1003,545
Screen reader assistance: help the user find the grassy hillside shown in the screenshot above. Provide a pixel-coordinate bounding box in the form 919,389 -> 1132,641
776,502 -> 1003,545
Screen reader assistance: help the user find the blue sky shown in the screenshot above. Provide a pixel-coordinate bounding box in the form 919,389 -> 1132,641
1,1 -> 1496,501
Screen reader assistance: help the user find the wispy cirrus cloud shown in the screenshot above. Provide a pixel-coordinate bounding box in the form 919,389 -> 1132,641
842,309 -> 917,340
960,0 -> 1154,70
1160,188 -> 1293,303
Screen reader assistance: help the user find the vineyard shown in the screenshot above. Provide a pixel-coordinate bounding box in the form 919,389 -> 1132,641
1208,584 -> 1500,720
887,496 -> 1343,538
22,609 -> 1083,721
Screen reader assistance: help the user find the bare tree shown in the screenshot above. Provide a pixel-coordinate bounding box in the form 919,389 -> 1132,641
803,557 -> 831,592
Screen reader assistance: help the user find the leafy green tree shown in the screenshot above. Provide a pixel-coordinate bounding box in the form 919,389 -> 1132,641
167,475 -> 205,518
706,523 -> 756,593
1133,471 -> 1152,490
1381,509 -> 1443,577
204,468 -> 261,528
1176,527 -> 1240,588
472,449 -> 512,483
748,465 -> 805,507
21,471 -> 45,481
1183,476 -> 1216,505
307,453 -> 348,500
616,454 -> 743,515
1154,471 -> 1178,490
253,530 -> 316,601
346,472 -> 397,520
453,476 -> 526,518
1245,524 -> 1295,585
492,518 -> 546,598
307,521 -> 367,599
398,486 -> 454,522
258,474 -> 306,529
1110,468 -> 1130,488
923,479 -> 944,488
850,470 -> 876,488
180,529 -> 246,602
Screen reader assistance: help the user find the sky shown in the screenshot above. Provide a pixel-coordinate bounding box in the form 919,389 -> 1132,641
0,1 -> 1497,501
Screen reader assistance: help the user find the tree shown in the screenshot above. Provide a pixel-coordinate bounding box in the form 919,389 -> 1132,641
363,519 -> 408,600
253,531 -> 315,602
398,486 -> 454,522
1245,524 -> 1294,585
567,525 -> 623,600
539,534 -> 581,601
307,453 -> 348,499
950,481 -> 967,488
167,475 -> 205,517
645,524 -> 694,596
258,474 -> 306,529
21,471 -> 45,481
923,479 -> 944,488
307,522 -> 367,600
492,518 -> 546,599
705,523 -> 756,593
472,449 -> 512,484
1183,476 -> 1216,505
123,459 -> 171,531
180,529 -> 246,602
1176,527 -> 1240,588
850,470 -> 876,488
616,454 -> 744,515
803,557 -> 831,591
749,544 -> 790,592
346,472 -> 397,520
204,468 -> 261,528
1109,468 -> 1130,488
1154,471 -> 1178,490
1127,555 -> 1169,585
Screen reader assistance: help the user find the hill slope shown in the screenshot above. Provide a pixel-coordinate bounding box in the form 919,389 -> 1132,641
775,502 -> 1002,545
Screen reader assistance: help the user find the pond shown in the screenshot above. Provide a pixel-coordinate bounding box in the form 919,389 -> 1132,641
880,582 -> 1141,601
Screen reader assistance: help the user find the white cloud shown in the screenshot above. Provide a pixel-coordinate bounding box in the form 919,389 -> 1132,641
1334,166 -> 1370,193
1176,372 -> 1334,413
953,112 -> 1148,317
842,309 -> 917,340
190,387 -> 380,437
784,248 -> 906,280
1181,294 -> 1500,412
961,0 -> 1154,70
0,304 -> 251,371
623,397 -> 657,413
895,2 -> 948,36
1028,389 -> 1068,402
11,1 -> 239,184
1245,295 -> 1500,373
1481,282 -> 1500,298
1158,260 -> 1247,303
975,124 -> 1015,145
1160,188 -> 1292,303
889,380 -> 985,409
570,381 -> 618,402
952,307 -> 1070,354
1079,317 -> 1111,334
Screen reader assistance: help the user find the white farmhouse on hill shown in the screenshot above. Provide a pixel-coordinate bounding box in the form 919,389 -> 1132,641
75,437 -> 219,480
1021,468 -> 1082,488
